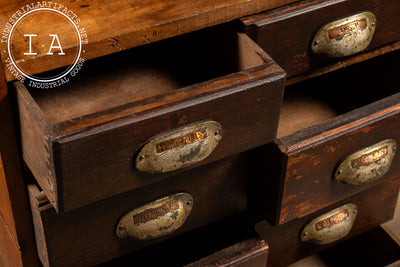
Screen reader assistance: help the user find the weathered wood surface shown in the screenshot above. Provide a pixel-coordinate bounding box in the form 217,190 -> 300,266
253,50 -> 400,225
15,28 -> 285,213
0,0 -> 296,81
184,236 -> 268,267
288,226 -> 400,267
0,59 -> 39,266
241,0 -> 400,80
28,152 -> 252,267
256,178 -> 400,267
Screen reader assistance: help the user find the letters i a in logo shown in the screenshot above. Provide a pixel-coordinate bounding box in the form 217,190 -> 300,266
3,4 -> 87,88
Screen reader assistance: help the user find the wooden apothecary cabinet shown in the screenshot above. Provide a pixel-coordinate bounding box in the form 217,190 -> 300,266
1,0 -> 400,266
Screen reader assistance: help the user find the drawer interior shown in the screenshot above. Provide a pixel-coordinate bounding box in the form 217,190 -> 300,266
278,49 -> 400,138
289,226 -> 400,267
27,26 -> 265,124
98,212 -> 259,267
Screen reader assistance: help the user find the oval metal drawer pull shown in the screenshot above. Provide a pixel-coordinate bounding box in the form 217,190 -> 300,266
311,11 -> 376,57
136,120 -> 222,173
335,139 -> 397,185
116,193 -> 193,240
301,203 -> 357,245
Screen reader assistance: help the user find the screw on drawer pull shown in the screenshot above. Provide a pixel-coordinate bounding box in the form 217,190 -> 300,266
301,203 -> 357,245
116,193 -> 193,240
136,120 -> 222,173
335,139 -> 397,185
311,11 -> 376,57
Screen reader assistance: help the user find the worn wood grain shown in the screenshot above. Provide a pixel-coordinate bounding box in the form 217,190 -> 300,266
241,0 -> 400,79
0,58 -> 39,266
0,154 -> 24,267
256,178 -> 400,267
286,41 -> 400,86
28,152 -> 252,267
184,237 -> 268,267
98,210 -> 260,266
288,226 -> 400,267
15,27 -> 286,213
0,0 -> 296,81
255,50 -> 400,225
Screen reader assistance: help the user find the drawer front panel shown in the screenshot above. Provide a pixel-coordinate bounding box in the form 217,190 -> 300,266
253,50 -> 400,226
184,237 -> 269,267
241,0 -> 400,78
255,178 -> 400,267
100,213 -> 268,267
28,153 -> 250,267
57,74 -> 283,213
276,95 -> 400,225
15,26 -> 286,213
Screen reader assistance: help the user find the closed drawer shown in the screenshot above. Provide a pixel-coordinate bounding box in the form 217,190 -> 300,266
14,25 -> 286,213
28,152 -> 252,267
240,0 -> 400,78
253,49 -> 400,225
256,177 -> 400,267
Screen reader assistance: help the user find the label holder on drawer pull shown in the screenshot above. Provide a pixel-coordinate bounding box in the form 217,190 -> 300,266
301,203 -> 358,245
116,193 -> 193,240
335,139 -> 397,185
311,11 -> 376,57
136,121 -> 222,173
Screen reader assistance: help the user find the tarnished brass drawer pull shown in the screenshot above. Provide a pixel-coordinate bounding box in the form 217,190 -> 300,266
311,11 -> 376,57
335,139 -> 397,185
136,121 -> 222,173
301,203 -> 357,245
116,193 -> 193,240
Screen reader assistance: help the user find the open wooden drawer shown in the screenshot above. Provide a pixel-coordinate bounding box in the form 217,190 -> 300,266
13,25 -> 286,213
97,211 -> 269,267
253,48 -> 400,225
28,152 -> 255,267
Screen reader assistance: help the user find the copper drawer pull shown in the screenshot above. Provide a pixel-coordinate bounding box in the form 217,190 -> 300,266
301,203 -> 357,245
335,139 -> 397,185
116,193 -> 193,240
136,121 -> 222,173
311,11 -> 376,57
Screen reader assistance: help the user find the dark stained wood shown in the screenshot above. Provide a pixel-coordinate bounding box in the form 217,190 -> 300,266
312,226 -> 400,267
256,178 -> 400,267
286,41 -> 400,86
0,59 -> 39,265
240,0 -> 400,79
387,260 -> 400,267
0,155 -> 24,267
28,152 -> 253,267
276,94 -> 337,138
0,0 -> 296,81
184,237 -> 268,267
97,210 -> 261,267
15,26 -> 286,213
253,50 -> 400,225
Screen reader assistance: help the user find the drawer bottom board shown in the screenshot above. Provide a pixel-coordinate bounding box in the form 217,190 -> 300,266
289,226 -> 400,267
